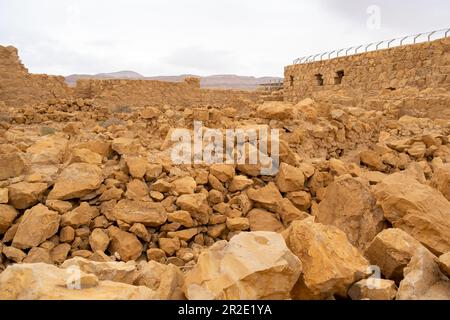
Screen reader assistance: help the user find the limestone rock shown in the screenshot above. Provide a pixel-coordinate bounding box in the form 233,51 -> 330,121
23,247 -> 52,264
276,198 -> 310,226
159,238 -> 180,256
0,204 -> 18,234
108,227 -> 143,262
0,188 -> 8,204
437,252 -> 450,277
111,199 -> 167,227
431,164 -> 450,201
3,246 -> 26,263
184,231 -> 302,300
61,202 -> 99,227
228,175 -> 253,192
365,228 -> 427,281
12,204 -> 60,250
283,218 -> 370,299
61,257 -> 137,285
70,148 -> 102,165
125,157 -> 148,179
396,248 -> 450,300
210,164 -> 235,182
0,263 -> 158,300
135,261 -> 185,300
0,153 -> 26,180
48,163 -> 103,200
226,217 -> 250,231
26,137 -> 68,164
275,163 -> 305,193
373,173 -> 450,255
171,176 -> 196,195
257,102 -> 293,120
7,182 -> 48,209
315,176 -> 385,250
247,208 -> 284,232
111,137 -> 140,155
167,210 -> 194,228
176,193 -> 211,224
247,182 -> 282,212
348,279 -> 397,300
89,228 -> 110,252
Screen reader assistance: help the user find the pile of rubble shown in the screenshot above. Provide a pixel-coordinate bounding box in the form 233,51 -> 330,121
0,97 -> 449,300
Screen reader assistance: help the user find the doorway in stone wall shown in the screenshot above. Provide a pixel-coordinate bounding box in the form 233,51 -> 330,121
315,74 -> 324,86
334,70 -> 344,85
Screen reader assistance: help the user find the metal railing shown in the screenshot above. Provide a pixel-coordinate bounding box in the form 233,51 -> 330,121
292,28 -> 450,65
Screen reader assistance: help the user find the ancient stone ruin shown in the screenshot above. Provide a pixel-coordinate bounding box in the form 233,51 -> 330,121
0,36 -> 449,300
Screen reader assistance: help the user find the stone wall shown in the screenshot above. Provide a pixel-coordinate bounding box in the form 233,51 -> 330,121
0,46 -> 70,107
284,37 -> 450,104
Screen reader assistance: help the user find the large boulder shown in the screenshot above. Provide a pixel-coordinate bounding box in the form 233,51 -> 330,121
364,228 -> 428,281
257,102 -> 294,120
373,173 -> 450,255
396,248 -> 450,300
184,231 -> 302,300
48,163 -> 103,200
26,137 -> 68,164
12,204 -> 60,250
283,217 -> 370,299
315,176 -> 386,250
0,263 -> 158,300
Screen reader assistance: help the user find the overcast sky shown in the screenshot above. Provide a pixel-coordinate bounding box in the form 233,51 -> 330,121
0,0 -> 449,77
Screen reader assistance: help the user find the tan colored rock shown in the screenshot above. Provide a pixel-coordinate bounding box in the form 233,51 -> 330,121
437,252 -> 450,277
141,107 -> 161,119
210,164 -> 235,182
247,182 -> 282,212
176,193 -> 211,224
315,176 -> 385,250
99,187 -> 123,201
48,163 -> 103,200
111,137 -> 140,155
397,248 -> 450,300
228,175 -> 253,192
257,102 -> 293,120
60,226 -> 75,243
167,210 -> 194,228
50,243 -> 71,264
283,218 -> 370,299
27,137 -> 68,164
7,182 -> 48,209
12,204 -> 60,250
61,202 -> 99,227
147,248 -> 166,263
0,204 -> 18,234
184,231 -> 302,300
0,188 -> 8,204
70,148 -> 102,165
89,228 -> 110,252
286,191 -> 311,211
125,179 -> 150,201
111,199 -> 167,227
159,238 -> 180,256
151,179 -> 171,193
61,257 -> 137,285
171,176 -> 196,195
226,217 -> 250,231
23,247 -> 52,264
365,228 -> 427,281
247,209 -> 284,232
167,228 -> 199,241
0,153 -> 26,180
129,223 -> 150,242
45,200 -> 73,213
145,164 -> 163,181
373,173 -> 450,255
276,163 -> 305,193
108,227 -> 143,262
125,157 -> 148,179
348,279 -> 397,300
2,246 -> 26,263
135,261 -> 185,300
431,164 -> 450,201
360,150 -> 385,171
0,263 -> 159,300
276,198 -> 310,226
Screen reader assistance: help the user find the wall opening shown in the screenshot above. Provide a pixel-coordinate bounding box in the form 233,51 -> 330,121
334,70 -> 345,85
289,75 -> 294,87
315,74 -> 324,86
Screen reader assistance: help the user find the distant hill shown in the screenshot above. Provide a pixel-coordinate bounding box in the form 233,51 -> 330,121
65,71 -> 283,90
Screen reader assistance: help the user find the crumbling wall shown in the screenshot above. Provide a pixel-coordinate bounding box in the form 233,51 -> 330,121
0,45 -> 71,107
284,37 -> 450,104
74,78 -> 259,108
